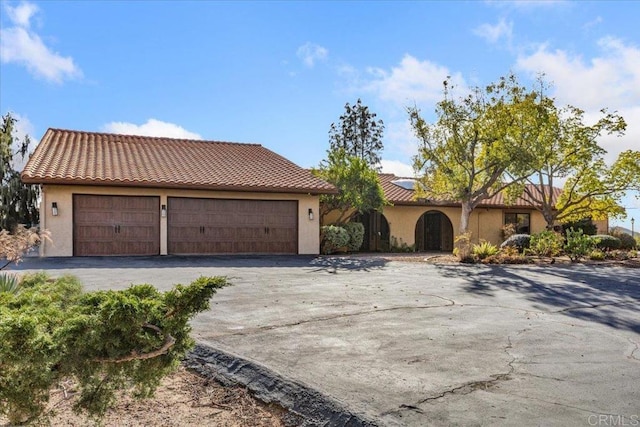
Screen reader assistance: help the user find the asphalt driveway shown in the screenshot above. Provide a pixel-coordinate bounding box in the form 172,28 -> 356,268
10,256 -> 640,426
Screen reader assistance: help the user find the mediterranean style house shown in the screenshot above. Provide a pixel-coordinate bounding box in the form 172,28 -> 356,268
338,174 -> 608,252
21,129 -> 336,257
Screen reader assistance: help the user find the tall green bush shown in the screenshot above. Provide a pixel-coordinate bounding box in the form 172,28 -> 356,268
343,222 -> 365,252
528,231 -> 563,257
320,225 -> 349,254
564,228 -> 597,262
0,274 -> 228,425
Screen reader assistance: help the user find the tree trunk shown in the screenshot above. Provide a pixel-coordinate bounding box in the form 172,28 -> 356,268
456,200 -> 474,260
460,200 -> 473,235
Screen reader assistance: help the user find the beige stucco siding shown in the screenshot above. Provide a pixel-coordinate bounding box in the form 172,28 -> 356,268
40,185 -> 321,256
371,206 -> 550,249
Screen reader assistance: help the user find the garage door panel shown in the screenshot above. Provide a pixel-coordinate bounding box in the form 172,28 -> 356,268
74,195 -> 160,256
205,227 -> 236,239
168,197 -> 297,254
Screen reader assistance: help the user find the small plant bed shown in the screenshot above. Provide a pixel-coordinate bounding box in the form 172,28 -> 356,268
437,229 -> 639,267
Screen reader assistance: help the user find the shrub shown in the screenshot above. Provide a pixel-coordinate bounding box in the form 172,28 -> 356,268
472,241 -> 499,260
589,249 -> 605,261
500,234 -> 531,252
390,236 -> 415,253
592,235 -> 621,250
343,222 -> 365,252
454,232 -> 473,261
0,274 -> 228,425
564,228 -> 596,262
320,225 -> 349,254
562,218 -> 598,235
528,231 -> 563,257
610,232 -> 636,250
0,273 -> 20,294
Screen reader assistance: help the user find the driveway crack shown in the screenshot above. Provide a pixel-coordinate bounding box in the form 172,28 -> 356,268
214,301 -> 455,337
629,338 -> 640,361
384,335 -> 516,416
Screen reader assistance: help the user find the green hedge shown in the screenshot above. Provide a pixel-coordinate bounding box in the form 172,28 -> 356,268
593,235 -> 621,250
321,225 -> 349,254
343,222 -> 365,252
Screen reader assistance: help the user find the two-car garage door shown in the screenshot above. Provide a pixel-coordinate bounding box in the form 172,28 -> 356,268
167,198 -> 298,254
73,195 -> 298,256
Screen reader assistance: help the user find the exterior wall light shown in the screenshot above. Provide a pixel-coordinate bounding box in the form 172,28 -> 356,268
52,202 -> 58,216
161,204 -> 167,218
308,208 -> 314,221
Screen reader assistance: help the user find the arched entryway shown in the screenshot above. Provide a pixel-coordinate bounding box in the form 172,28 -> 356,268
415,211 -> 453,252
354,211 -> 390,252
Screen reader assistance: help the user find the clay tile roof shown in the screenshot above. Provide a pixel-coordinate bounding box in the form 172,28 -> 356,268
379,173 -> 561,208
22,129 -> 336,194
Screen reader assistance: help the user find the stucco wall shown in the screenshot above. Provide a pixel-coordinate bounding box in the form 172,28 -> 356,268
384,206 -> 551,247
40,185 -> 320,256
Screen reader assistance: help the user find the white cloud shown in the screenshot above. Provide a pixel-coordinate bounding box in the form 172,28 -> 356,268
380,159 -> 415,177
102,119 -> 202,140
5,1 -> 38,28
583,16 -> 602,31
296,42 -> 328,68
474,18 -> 513,44
516,37 -> 640,161
363,54 -> 466,108
0,1 -> 82,83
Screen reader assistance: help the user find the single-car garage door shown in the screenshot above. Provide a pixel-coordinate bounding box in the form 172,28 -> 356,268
73,195 -> 160,256
168,198 -> 298,254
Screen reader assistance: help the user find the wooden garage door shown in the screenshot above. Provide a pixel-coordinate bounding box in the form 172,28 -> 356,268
73,195 -> 160,256
168,198 -> 298,254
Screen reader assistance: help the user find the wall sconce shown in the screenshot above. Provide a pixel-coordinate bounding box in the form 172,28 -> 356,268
161,204 -> 167,218
308,208 -> 314,221
52,202 -> 58,216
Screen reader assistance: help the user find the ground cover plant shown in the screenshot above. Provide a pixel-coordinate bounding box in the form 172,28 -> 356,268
0,273 -> 228,425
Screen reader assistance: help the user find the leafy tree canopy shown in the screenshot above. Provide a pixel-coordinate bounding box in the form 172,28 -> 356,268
410,74 -> 540,235
1,113 -> 39,231
329,99 -> 385,168
313,148 -> 387,225
508,79 -> 639,228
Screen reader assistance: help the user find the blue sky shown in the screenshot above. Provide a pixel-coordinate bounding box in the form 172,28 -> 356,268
1,0 -> 639,231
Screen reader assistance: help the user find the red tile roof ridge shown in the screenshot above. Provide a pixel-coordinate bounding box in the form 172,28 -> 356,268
46,128 -> 263,146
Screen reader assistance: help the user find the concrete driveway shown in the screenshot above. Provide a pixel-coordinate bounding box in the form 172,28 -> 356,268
11,256 -> 640,426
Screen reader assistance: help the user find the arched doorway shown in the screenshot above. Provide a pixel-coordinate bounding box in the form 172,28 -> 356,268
354,211 -> 390,252
415,211 -> 453,252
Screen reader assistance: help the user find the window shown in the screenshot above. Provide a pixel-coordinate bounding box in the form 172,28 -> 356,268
504,213 -> 530,234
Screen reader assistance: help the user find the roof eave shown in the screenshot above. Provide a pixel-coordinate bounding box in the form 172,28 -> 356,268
21,177 -> 338,195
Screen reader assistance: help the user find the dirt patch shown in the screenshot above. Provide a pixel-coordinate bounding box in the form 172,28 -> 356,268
3,366 -> 286,427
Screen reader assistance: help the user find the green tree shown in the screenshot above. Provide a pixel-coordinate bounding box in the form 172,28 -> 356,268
0,274 -> 228,425
329,99 -> 385,168
313,148 -> 387,224
409,74 -> 538,238
1,113 -> 39,231
510,87 -> 639,229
